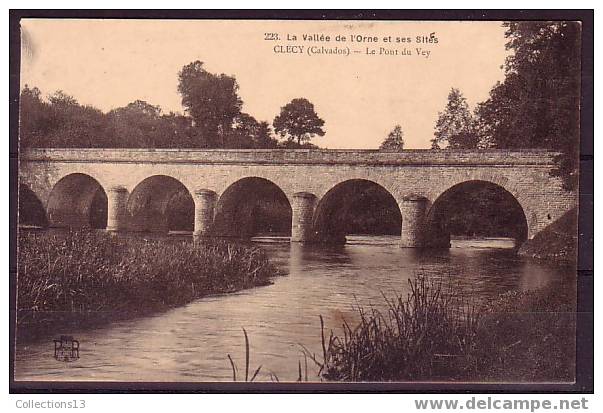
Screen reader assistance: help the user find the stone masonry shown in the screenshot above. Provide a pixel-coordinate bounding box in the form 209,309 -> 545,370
19,148 -> 577,247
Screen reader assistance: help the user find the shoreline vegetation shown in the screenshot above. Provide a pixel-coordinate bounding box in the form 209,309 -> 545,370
16,230 -> 280,342
518,208 -> 578,264
230,275 -> 575,383
311,276 -> 576,382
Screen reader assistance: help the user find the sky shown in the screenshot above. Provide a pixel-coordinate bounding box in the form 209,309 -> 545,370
20,19 -> 509,149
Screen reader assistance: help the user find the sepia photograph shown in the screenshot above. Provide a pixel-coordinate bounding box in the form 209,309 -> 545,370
10,10 -> 592,392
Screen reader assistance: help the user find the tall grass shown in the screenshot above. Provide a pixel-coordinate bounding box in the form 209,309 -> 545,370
316,277 -> 482,381
311,276 -> 575,382
17,230 -> 278,324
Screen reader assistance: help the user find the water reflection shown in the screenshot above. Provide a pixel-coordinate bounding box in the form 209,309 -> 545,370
14,235 -> 571,382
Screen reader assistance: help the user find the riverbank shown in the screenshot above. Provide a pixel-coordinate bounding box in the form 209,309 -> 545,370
475,277 -> 576,382
17,230 -> 280,342
518,208 -> 578,264
318,275 -> 576,382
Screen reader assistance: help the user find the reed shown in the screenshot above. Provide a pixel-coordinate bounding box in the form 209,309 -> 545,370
227,328 -> 263,382
17,230 -> 279,326
228,329 -> 311,382
315,276 -> 482,381
310,276 -> 574,382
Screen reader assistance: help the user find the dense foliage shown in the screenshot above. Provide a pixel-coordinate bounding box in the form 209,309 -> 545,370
177,60 -> 243,147
432,22 -> 581,190
476,22 -> 581,190
20,86 -> 197,149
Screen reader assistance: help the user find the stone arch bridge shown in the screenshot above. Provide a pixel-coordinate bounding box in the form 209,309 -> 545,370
18,148 -> 576,247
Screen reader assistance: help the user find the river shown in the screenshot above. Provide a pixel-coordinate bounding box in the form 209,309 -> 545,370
14,235 -> 571,382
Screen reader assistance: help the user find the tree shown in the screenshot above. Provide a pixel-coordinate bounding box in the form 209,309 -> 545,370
177,61 -> 243,147
431,88 -> 480,149
107,102 -> 202,148
227,113 -> 278,149
19,86 -> 201,149
157,112 -> 197,149
19,86 -> 107,148
106,100 -> 164,148
252,121 -> 278,149
47,90 -> 79,107
45,90 -> 108,148
273,98 -> 325,146
475,22 -> 581,190
19,85 -> 52,148
379,125 -> 405,151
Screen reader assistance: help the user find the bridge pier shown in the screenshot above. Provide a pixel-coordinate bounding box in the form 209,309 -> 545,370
106,186 -> 129,232
291,192 -> 317,243
400,195 -> 428,248
193,189 -> 217,237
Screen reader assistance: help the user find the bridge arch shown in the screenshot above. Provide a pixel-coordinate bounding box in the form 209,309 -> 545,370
213,177 -> 292,239
429,170 -> 536,234
424,180 -> 529,248
47,173 -> 107,229
127,175 -> 194,233
18,183 -> 48,228
313,179 -> 402,244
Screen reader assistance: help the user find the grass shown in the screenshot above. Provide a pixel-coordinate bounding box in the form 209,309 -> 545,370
313,277 -> 482,381
474,283 -> 576,382
310,276 -> 576,382
518,207 -> 578,264
17,230 -> 279,340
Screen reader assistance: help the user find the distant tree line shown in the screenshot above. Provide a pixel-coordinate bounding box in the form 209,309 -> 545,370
19,60 -> 325,150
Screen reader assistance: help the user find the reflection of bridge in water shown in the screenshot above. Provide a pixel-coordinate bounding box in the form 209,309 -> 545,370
19,148 -> 576,247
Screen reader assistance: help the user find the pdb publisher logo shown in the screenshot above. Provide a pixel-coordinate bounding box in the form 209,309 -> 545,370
53,335 -> 79,362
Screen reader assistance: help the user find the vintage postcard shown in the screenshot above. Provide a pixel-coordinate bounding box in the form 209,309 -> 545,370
11,11 -> 592,391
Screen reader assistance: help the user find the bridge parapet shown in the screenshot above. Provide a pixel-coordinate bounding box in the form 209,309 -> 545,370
21,148 -> 560,166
